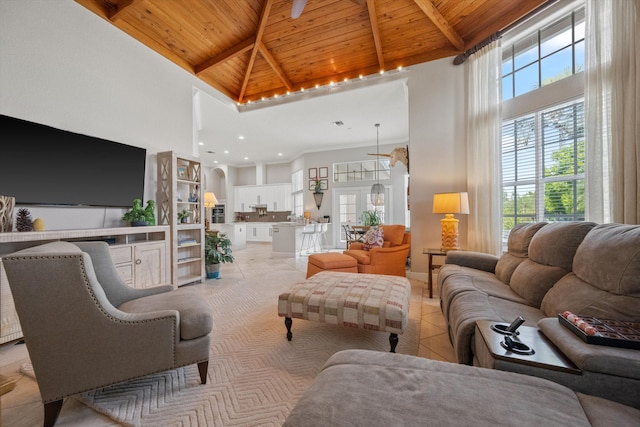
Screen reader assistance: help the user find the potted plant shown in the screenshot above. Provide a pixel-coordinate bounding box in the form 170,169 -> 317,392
177,209 -> 191,224
204,231 -> 234,279
361,209 -> 382,227
122,198 -> 148,226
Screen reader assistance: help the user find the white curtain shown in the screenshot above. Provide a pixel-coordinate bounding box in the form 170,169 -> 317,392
466,40 -> 503,255
585,0 -> 640,224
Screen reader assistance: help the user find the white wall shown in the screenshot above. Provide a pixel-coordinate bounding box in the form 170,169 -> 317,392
407,59 -> 467,276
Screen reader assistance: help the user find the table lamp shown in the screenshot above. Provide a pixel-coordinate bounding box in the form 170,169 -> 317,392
203,192 -> 218,230
432,192 -> 469,251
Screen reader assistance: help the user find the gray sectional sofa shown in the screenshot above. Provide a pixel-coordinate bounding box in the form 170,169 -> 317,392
438,222 -> 640,408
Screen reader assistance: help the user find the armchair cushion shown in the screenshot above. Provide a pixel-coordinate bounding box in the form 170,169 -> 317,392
380,224 -> 405,246
362,227 -> 383,250
119,288 -> 213,340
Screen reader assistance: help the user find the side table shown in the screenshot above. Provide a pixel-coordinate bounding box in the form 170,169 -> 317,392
422,248 -> 447,298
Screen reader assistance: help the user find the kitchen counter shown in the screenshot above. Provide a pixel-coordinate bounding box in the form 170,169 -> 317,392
271,223 -> 328,257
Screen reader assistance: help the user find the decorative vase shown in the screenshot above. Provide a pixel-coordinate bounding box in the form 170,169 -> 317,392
0,196 -> 15,232
131,220 -> 148,227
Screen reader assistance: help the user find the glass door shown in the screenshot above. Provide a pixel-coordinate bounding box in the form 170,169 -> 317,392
333,186 -> 389,248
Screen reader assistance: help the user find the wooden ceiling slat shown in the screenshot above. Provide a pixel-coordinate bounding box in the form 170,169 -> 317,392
412,0 -> 465,51
107,0 -> 137,21
366,0 -> 385,70
240,0 -> 275,102
258,41 -> 294,91
195,38 -> 255,75
75,0 -> 549,101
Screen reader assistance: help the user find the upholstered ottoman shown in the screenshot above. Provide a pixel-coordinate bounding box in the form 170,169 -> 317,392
278,271 -> 411,352
306,252 -> 357,278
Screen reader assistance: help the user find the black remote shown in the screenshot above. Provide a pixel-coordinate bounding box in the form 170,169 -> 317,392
506,316 -> 525,333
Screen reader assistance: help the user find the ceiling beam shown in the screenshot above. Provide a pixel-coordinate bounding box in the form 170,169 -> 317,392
239,0 -> 274,102
412,0 -> 465,51
258,41 -> 294,92
195,38 -> 255,75
366,0 -> 385,71
107,0 -> 138,21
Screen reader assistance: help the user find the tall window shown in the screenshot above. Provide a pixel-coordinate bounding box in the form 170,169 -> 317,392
501,3 -> 585,242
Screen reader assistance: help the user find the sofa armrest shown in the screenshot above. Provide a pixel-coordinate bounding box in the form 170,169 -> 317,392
349,242 -> 365,250
537,318 -> 640,380
445,251 -> 499,273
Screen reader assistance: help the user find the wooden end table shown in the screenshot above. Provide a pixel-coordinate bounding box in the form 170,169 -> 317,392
422,248 -> 447,298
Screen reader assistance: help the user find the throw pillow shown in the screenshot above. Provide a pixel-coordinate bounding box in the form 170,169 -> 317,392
363,227 -> 384,250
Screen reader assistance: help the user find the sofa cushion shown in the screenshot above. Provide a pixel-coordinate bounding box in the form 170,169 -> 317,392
541,224 -> 640,320
362,227 -> 383,250
119,287 -> 213,340
380,224 -> 405,246
495,222 -> 547,284
509,222 -> 596,307
284,349 -> 614,427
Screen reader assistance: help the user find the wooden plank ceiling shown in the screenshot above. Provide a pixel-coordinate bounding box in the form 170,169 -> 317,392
76,0 -> 547,104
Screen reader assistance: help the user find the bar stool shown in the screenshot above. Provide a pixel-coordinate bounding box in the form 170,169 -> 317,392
300,223 -> 322,255
318,222 -> 329,251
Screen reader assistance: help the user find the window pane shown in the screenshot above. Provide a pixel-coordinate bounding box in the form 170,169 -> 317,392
514,34 -> 538,69
502,74 -> 513,101
541,46 -> 573,85
540,16 -> 571,57
514,63 -> 539,97
575,40 -> 585,73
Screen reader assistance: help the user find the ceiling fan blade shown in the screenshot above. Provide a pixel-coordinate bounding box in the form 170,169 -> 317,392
291,0 -> 307,19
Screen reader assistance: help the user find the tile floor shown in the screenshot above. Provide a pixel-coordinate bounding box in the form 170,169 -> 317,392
0,243 -> 454,426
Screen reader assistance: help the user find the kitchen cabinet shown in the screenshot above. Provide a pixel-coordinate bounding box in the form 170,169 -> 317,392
246,223 -> 274,242
234,184 -> 292,212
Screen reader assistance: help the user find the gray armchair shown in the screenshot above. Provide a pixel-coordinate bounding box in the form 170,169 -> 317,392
2,241 -> 212,427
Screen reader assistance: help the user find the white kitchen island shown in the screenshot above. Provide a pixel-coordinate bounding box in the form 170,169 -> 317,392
271,222 -> 314,257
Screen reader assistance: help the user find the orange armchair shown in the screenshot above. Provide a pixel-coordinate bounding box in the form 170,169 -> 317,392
343,225 -> 411,277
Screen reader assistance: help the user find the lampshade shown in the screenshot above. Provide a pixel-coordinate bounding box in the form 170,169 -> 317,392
432,192 -> 469,214
203,192 -> 218,208
370,123 -> 384,206
370,183 -> 385,206
433,192 -> 469,251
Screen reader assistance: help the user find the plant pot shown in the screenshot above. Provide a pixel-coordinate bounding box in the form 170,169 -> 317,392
131,220 -> 148,227
206,263 -> 221,279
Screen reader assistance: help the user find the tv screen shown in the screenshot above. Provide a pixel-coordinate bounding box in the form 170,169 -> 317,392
0,114 -> 146,207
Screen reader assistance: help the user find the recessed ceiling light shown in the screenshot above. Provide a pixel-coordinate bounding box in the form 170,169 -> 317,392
239,136 -> 245,140
224,150 -> 229,154
278,153 -> 283,156
244,156 -> 249,160
214,160 -> 218,164
198,141 -> 204,146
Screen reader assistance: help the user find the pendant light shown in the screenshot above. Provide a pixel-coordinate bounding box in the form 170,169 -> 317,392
370,123 -> 385,206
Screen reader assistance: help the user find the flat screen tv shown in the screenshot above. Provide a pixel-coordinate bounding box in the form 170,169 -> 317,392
0,114 -> 146,207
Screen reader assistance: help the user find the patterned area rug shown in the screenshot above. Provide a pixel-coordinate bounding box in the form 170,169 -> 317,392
60,270 -> 421,426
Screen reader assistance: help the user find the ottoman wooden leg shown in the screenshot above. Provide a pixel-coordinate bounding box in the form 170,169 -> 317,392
389,333 -> 398,353
285,317 -> 293,341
